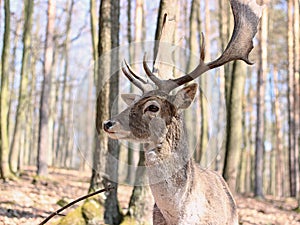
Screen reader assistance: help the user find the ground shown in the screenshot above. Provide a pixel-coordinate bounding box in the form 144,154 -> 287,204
0,167 -> 299,225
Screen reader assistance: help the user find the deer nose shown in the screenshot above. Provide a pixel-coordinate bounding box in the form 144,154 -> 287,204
103,120 -> 116,131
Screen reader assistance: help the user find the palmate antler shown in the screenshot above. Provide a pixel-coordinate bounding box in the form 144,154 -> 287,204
122,0 -> 264,94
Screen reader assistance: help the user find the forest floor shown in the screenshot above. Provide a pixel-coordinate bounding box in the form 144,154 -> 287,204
0,166 -> 299,225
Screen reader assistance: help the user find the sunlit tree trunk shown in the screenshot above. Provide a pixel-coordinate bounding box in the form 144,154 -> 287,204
292,0 -> 300,201
10,0 -> 34,174
154,0 -> 178,63
0,0 -> 12,179
254,1 -> 268,198
37,0 -> 56,176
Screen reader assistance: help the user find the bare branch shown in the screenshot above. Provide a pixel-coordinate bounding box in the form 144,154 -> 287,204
38,186 -> 114,225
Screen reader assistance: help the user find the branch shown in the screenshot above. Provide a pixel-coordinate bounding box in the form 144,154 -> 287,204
38,186 -> 114,225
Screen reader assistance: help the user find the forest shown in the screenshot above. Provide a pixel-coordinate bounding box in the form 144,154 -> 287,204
0,0 -> 299,224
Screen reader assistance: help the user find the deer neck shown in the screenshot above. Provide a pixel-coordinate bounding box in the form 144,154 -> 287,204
144,115 -> 194,219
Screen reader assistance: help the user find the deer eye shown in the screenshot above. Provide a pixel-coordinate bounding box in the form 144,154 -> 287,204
146,105 -> 159,113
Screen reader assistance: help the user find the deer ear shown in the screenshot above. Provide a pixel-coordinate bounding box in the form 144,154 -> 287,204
121,94 -> 140,106
173,83 -> 198,109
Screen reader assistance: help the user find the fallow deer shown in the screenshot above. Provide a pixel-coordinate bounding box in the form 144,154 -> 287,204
103,0 -> 263,224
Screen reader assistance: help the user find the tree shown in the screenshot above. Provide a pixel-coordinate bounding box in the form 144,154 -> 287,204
37,0 -> 56,176
0,0 -> 12,179
254,0 -> 268,198
287,0 -> 297,197
103,0 -> 123,223
153,0 -> 178,65
10,0 -> 34,174
223,61 -> 247,193
55,0 -> 74,167
272,68 -> 284,197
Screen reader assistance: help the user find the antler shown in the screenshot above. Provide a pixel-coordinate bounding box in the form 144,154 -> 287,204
121,60 -> 153,93
123,0 -> 264,93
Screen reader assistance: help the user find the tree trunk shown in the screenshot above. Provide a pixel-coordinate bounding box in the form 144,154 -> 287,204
10,0 -> 34,174
272,68 -> 284,197
56,0 -> 74,167
254,1 -> 268,198
37,0 -> 56,176
153,0 -> 178,71
127,151 -> 152,223
89,0 -> 111,193
103,0 -> 123,224
0,0 -> 12,179
223,61 -> 246,193
292,0 -> 300,200
287,0 -> 296,197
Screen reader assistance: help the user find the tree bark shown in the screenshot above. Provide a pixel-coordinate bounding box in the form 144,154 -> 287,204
287,0 -> 296,197
89,0 -> 111,193
0,0 -> 12,179
103,0 -> 123,224
254,1 -> 268,198
153,0 -> 178,75
10,0 -> 34,174
292,0 -> 300,200
37,0 -> 56,176
223,61 -> 246,193
272,68 -> 285,197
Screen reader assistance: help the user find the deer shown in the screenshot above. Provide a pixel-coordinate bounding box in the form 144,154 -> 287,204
103,0 -> 263,224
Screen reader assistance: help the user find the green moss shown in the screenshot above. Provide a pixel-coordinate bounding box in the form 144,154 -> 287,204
56,198 -> 69,207
82,199 -> 103,223
120,216 -> 139,225
293,206 -> 300,213
120,215 -> 151,225
58,206 -> 86,225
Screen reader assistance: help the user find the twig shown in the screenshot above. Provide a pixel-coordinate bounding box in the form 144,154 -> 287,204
38,186 -> 114,225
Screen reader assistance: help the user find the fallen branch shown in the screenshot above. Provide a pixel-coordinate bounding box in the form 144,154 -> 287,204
38,186 -> 114,225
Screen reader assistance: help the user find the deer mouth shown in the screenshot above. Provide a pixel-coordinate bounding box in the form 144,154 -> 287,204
105,130 -> 132,140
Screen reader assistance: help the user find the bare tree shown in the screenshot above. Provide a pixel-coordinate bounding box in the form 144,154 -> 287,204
10,0 -> 34,174
0,0 -> 12,179
287,0 -> 297,197
103,0 -> 123,223
89,0 -> 111,192
254,0 -> 268,198
37,0 -> 56,176
223,61 -> 247,193
272,68 -> 285,197
292,0 -> 300,201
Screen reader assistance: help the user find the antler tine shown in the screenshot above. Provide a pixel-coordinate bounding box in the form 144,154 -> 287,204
169,0 -> 263,89
171,33 -> 208,86
124,60 -> 147,84
143,53 -> 164,88
121,62 -> 145,92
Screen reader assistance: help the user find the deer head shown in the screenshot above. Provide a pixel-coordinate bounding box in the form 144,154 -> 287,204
103,83 -> 197,143
103,0 -> 263,147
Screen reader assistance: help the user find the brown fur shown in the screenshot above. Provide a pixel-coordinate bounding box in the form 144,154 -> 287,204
104,84 -> 238,224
